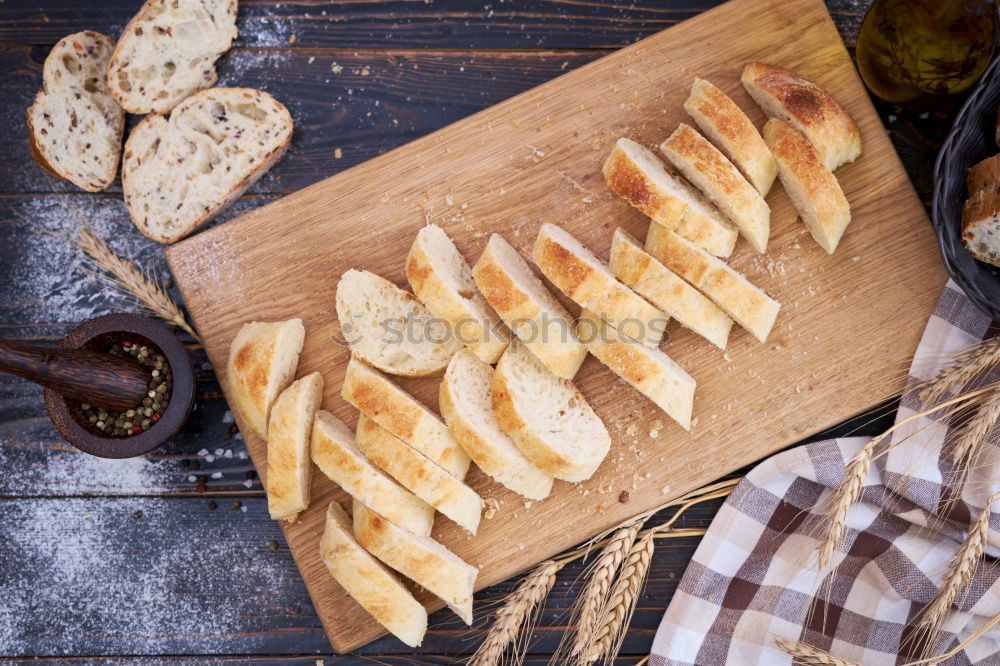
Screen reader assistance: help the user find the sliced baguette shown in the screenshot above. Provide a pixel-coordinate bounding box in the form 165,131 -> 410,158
661,124 -> 770,253
602,137 -> 689,230
610,228 -> 732,349
311,410 -> 435,537
645,225 -> 779,343
962,189 -> 1000,268
741,62 -> 861,171
968,154 -> 1000,195
226,318 -> 305,439
353,502 -> 477,625
763,119 -> 851,254
265,371 -> 324,522
473,234 -> 588,379
440,349 -> 554,500
27,31 -> 124,192
123,88 -> 293,244
320,501 -> 428,648
532,223 -> 667,347
577,309 -> 695,430
492,342 -> 611,482
336,269 -> 463,378
107,0 -> 238,114
406,224 -> 509,364
341,356 -> 470,478
672,180 -> 740,259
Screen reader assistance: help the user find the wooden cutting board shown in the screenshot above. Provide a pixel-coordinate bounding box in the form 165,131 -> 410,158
167,0 -> 946,653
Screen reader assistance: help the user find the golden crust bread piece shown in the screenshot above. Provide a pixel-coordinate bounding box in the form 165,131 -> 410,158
472,234 -> 588,380
310,410 -> 435,537
962,189 -> 1000,268
320,501 -> 428,647
341,356 -> 471,478
741,62 -> 861,171
356,416 -> 483,534
353,501 -> 478,625
762,119 -> 851,254
645,225 -> 779,343
603,137 -> 688,229
226,318 -> 305,439
684,77 -> 777,195
672,180 -> 740,259
661,124 -> 770,253
265,372 -> 324,522
968,154 -> 1000,195
532,223 -> 667,347
610,228 -> 732,349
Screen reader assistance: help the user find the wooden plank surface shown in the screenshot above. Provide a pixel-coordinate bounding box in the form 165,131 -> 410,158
166,0 -> 944,652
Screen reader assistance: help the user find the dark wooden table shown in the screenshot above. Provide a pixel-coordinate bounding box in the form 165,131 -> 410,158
0,1 -> 950,663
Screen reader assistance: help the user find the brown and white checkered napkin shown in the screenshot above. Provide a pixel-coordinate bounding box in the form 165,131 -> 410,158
651,281 -> 1000,665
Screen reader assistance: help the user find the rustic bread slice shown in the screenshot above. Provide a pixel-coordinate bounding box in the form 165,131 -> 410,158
226,318 -> 305,439
603,137 -> 689,230
661,124 -> 770,253
492,342 -> 610,482
672,179 -> 740,259
356,416 -> 483,534
763,119 -> 851,254
473,234 -> 588,380
311,410 -> 435,537
968,154 -> 1000,195
265,371 -> 324,522
962,189 -> 1000,268
741,62 -> 861,171
610,228 -> 732,349
440,349 -> 554,500
353,502 -> 477,625
577,309 -> 695,430
336,270 -> 463,378
320,501 -> 428,647
532,223 -> 667,347
123,88 -> 293,243
645,225 -> 779,343
107,0 -> 238,114
406,224 -> 509,364
341,356 -> 470,478
27,31 -> 124,192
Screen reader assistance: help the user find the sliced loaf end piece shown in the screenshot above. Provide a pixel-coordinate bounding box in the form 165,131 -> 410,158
265,371 -> 324,522
963,190 -> 1000,268
603,137 -> 689,229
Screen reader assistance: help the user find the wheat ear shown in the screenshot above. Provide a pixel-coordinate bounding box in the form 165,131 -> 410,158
776,639 -> 863,665
816,437 -> 879,570
920,338 -> 1000,406
950,387 -> 1000,472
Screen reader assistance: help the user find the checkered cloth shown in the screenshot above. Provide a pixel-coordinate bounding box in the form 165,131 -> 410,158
651,281 -> 1000,665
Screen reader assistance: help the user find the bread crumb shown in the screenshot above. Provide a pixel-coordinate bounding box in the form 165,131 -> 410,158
361,67 -> 370,76
661,484 -> 672,495
523,500 -> 533,510
484,497 -> 500,519
561,61 -> 569,70
625,423 -> 638,437
330,62 -> 342,74
334,148 -> 342,159
445,194 -> 455,206
288,34 -> 297,44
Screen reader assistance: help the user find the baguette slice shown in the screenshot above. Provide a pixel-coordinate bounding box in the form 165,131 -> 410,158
311,410 -> 435,537
577,310 -> 695,430
492,342 -> 610,482
265,372 -> 324,522
123,88 -> 293,243
336,269 -> 463,378
406,224 -> 509,364
226,318 -> 305,439
353,502 -> 477,625
27,31 -> 124,192
440,349 -> 554,500
763,119 -> 851,254
473,234 -> 588,379
107,0 -> 238,114
741,62 -> 861,171
610,228 -> 733,349
357,416 -> 483,534
645,225 -> 779,343
320,501 -> 427,648
968,154 -> 1000,195
962,189 -> 1000,268
684,78 -> 777,195
341,357 -> 470,478
672,181 -> 740,259
602,137 -> 689,230
532,223 -> 667,347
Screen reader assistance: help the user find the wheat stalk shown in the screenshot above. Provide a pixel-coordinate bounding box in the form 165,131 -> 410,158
73,226 -> 202,343
816,436 -> 880,570
920,338 -> 1000,406
949,387 -> 1000,472
776,638 -> 863,665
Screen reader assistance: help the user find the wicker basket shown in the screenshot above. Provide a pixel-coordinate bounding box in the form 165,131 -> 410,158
933,55 -> 1000,319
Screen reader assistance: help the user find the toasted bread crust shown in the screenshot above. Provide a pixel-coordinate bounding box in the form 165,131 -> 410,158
603,139 -> 687,228
968,154 -> 1000,196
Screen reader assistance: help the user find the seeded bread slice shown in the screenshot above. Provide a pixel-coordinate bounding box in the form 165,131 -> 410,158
265,372 -> 324,522
336,270 -> 463,378
27,31 -> 124,192
311,410 -> 435,537
320,501 -> 428,647
123,88 -> 293,244
353,502 -> 477,625
406,224 -> 509,364
962,189 -> 1000,268
492,342 -> 611,482
107,0 -> 238,114
473,234 -> 588,380
440,349 -> 553,501
968,154 -> 1000,195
